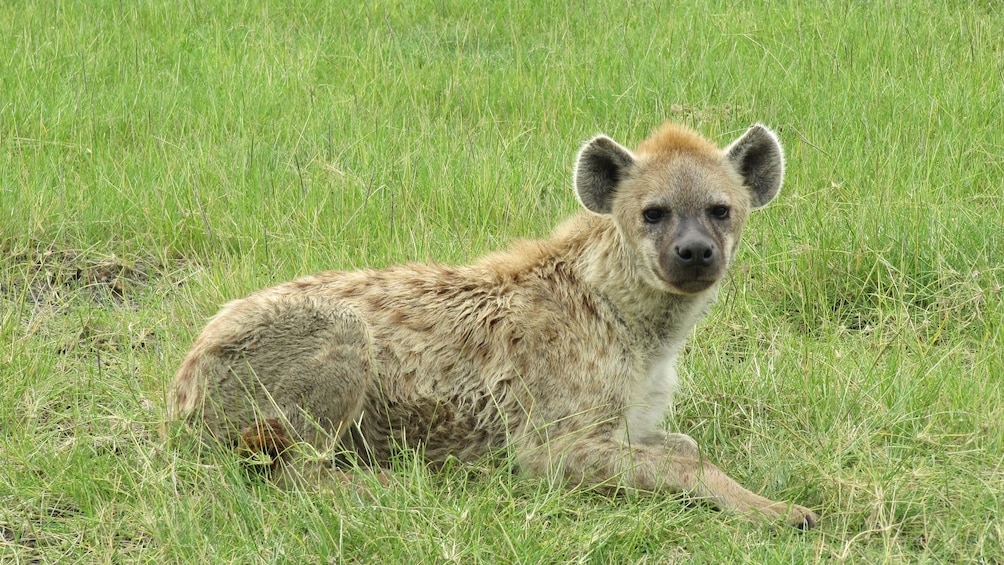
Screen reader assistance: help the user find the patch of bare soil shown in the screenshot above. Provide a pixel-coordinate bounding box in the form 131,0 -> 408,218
2,248 -> 157,308
1,245 -> 187,355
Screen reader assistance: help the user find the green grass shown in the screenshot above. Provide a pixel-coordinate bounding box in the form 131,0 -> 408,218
3,0 -> 1003,561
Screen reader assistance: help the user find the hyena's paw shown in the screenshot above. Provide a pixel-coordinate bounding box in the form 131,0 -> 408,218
756,501 -> 817,530
787,504 -> 818,530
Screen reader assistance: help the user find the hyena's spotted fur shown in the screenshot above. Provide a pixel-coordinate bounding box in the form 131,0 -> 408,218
171,122 -> 817,528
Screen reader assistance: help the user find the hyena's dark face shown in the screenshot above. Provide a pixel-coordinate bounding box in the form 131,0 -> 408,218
619,159 -> 749,294
574,122 -> 785,295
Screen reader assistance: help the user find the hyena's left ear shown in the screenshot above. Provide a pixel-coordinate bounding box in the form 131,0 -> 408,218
725,124 -> 785,209
574,135 -> 637,215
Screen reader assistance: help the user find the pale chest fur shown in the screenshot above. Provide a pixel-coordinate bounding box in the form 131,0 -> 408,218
616,294 -> 713,445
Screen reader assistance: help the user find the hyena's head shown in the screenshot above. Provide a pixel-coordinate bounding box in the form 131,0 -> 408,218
573,122 -> 784,295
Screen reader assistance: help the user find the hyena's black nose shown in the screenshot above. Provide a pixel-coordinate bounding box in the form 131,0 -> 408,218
674,237 -> 715,266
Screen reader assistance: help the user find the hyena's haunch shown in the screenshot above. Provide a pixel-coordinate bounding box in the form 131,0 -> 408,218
171,122 -> 817,528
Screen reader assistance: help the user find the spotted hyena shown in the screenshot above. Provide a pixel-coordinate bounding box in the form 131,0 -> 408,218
171,122 -> 816,528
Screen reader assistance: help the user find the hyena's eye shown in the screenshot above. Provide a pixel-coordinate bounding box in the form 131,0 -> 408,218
642,207 -> 668,224
710,205 -> 730,219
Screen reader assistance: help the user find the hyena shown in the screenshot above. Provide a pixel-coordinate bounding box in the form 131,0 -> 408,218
171,122 -> 817,528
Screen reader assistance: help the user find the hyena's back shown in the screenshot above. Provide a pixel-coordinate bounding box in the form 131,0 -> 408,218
170,250 -> 595,466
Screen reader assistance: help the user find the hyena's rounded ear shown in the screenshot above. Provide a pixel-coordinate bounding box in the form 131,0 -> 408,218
725,124 -> 785,209
573,135 -> 637,215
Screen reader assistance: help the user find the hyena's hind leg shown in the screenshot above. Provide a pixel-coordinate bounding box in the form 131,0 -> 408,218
187,295 -> 376,480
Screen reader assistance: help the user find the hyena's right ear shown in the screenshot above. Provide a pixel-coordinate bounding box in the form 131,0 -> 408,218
724,124 -> 785,209
573,135 -> 637,215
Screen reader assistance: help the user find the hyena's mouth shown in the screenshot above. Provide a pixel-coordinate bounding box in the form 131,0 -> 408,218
666,277 -> 719,295
659,262 -> 725,295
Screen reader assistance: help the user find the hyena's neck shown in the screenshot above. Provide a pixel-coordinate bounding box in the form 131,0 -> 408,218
556,214 -> 716,345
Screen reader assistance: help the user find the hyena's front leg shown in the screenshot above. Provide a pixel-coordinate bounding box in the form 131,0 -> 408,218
518,434 -> 817,529
683,458 -> 817,529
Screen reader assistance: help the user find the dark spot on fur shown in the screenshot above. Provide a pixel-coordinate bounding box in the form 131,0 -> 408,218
237,418 -> 293,472
366,296 -> 384,312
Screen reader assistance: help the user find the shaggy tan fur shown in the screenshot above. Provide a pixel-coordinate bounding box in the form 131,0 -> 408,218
171,122 -> 816,528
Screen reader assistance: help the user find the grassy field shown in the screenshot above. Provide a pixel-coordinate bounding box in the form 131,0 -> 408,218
2,0 -> 1002,562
